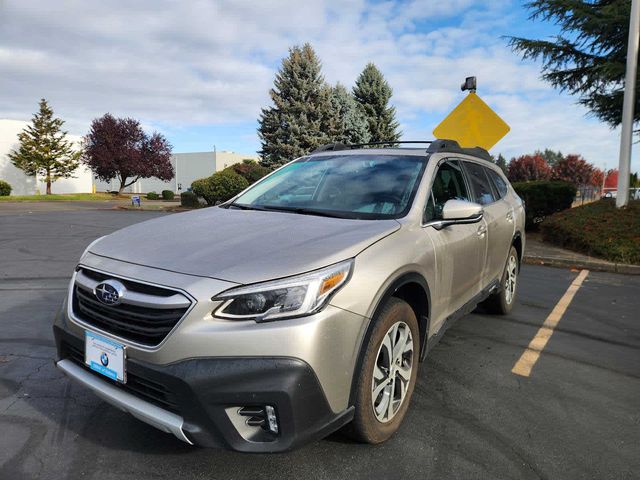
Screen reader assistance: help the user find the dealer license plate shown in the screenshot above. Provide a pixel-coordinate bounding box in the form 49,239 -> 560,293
85,331 -> 126,383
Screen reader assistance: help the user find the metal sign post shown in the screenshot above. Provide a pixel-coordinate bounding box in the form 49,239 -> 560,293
616,0 -> 640,208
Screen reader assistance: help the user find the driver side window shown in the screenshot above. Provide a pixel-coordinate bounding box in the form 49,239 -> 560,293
423,160 -> 470,223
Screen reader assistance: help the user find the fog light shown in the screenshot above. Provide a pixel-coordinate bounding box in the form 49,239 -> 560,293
265,405 -> 279,434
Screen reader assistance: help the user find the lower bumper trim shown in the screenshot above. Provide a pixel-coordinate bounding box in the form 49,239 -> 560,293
56,359 -> 193,445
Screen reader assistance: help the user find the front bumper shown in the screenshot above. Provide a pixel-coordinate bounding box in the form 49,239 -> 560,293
54,326 -> 354,452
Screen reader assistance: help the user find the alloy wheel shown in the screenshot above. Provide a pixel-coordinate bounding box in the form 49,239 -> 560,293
371,321 -> 414,423
505,254 -> 518,305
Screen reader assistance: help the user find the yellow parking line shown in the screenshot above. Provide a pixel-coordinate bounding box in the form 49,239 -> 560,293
512,269 -> 589,377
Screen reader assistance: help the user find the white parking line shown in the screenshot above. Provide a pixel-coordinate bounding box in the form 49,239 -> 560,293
512,269 -> 590,377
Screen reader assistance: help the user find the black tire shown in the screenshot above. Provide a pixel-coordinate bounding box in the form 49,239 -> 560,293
346,297 -> 419,444
483,246 -> 519,315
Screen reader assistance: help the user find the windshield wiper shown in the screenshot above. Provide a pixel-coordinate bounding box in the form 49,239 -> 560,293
259,205 -> 349,219
226,202 -> 265,211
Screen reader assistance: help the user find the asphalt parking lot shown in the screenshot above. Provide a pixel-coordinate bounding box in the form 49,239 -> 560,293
1,205 -> 639,480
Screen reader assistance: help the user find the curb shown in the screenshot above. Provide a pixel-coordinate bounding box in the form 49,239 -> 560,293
523,255 -> 640,275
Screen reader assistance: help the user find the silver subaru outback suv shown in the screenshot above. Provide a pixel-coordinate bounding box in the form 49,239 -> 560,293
54,139 -> 525,452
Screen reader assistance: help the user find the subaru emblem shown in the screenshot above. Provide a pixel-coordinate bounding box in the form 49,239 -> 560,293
94,279 -> 126,306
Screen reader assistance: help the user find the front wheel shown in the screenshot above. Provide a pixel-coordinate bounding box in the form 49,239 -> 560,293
483,246 -> 519,314
346,297 -> 419,444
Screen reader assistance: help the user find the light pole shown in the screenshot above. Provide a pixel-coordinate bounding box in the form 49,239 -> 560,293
616,0 -> 640,208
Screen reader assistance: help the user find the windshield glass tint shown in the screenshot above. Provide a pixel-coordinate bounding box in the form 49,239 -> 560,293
232,154 -> 427,219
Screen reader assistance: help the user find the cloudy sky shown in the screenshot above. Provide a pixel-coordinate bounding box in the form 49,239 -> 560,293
0,0 -> 637,172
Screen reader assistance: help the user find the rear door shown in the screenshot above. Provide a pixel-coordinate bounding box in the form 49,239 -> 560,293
462,161 -> 514,285
424,160 -> 487,330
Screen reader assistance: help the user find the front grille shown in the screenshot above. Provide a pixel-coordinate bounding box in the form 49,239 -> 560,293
72,268 -> 191,347
63,341 -> 180,413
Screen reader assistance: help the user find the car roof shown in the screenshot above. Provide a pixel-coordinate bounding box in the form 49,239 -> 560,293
310,139 -> 492,162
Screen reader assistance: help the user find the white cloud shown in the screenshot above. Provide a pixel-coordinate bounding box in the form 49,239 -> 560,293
0,0 -> 637,170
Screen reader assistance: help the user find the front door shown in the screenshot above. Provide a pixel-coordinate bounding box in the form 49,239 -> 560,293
462,161 -> 514,285
424,160 -> 487,332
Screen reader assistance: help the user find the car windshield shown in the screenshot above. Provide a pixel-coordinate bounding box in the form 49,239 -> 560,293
229,154 -> 428,220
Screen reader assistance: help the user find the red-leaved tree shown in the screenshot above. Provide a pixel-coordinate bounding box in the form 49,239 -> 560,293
507,154 -> 552,182
83,114 -> 174,193
590,167 -> 605,189
551,154 -> 594,187
604,169 -> 619,189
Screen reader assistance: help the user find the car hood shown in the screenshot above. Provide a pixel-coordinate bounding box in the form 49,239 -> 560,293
89,207 -> 401,284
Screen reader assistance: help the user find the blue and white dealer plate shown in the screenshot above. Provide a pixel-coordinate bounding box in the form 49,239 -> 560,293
85,331 -> 126,383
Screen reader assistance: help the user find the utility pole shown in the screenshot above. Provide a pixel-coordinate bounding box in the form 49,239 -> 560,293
616,0 -> 640,208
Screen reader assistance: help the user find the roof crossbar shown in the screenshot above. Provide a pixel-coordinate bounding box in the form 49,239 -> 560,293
312,139 -> 492,162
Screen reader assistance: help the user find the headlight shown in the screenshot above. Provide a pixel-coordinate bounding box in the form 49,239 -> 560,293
213,259 -> 353,322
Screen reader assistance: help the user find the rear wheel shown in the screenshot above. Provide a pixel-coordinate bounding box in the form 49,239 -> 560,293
347,297 -> 419,443
483,246 -> 519,314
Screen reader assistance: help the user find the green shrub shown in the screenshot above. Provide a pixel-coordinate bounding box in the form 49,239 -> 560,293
146,191 -> 159,200
161,189 -> 175,200
224,160 -> 270,184
190,171 -> 249,205
512,181 -> 576,230
190,179 -> 209,202
180,191 -> 200,208
541,200 -> 640,265
0,180 -> 11,196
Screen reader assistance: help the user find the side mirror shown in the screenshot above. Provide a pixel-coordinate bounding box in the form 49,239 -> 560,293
442,199 -> 483,220
431,199 -> 483,230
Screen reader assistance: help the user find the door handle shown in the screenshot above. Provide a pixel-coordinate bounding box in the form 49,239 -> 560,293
477,225 -> 487,238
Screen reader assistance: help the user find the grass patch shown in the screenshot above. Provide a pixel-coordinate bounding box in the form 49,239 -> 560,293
0,193 -> 120,202
541,199 -> 640,265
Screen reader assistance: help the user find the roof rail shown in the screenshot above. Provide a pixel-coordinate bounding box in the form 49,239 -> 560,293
426,140 -> 492,161
312,143 -> 350,152
312,140 -> 433,153
312,139 -> 492,162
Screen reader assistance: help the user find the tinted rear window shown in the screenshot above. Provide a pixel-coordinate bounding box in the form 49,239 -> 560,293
463,161 -> 496,205
486,169 -> 508,199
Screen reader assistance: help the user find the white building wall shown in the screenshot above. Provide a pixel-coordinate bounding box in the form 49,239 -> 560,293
94,150 -> 259,194
0,119 -> 91,195
215,151 -> 258,172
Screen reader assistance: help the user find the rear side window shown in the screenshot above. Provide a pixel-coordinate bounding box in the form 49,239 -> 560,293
463,161 -> 496,205
486,169 -> 508,199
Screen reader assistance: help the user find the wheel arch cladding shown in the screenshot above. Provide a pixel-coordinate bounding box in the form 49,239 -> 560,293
349,272 -> 431,406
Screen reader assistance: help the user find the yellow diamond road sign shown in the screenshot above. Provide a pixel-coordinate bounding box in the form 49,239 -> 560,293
433,92 -> 510,151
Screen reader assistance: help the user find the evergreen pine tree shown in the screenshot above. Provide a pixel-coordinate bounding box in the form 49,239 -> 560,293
328,83 -> 371,145
535,148 -> 564,167
9,99 -> 80,194
495,153 -> 508,173
352,63 -> 401,143
258,44 -> 332,168
508,0 -> 639,137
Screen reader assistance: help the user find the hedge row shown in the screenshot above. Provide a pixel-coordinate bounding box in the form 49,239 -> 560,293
541,200 -> 640,265
512,181 -> 576,230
